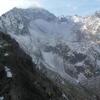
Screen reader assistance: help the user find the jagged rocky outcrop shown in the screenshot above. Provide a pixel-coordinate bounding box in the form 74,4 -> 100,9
0,32 -> 99,100
0,32 -> 66,100
0,8 -> 100,99
0,7 -> 94,83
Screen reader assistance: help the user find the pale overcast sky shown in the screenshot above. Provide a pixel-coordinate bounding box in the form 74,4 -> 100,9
0,0 -> 100,16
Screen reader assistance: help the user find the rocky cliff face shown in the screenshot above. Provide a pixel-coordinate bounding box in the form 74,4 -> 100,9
0,8 -> 100,99
0,31 -> 99,100
0,8 -> 97,84
0,32 -> 66,100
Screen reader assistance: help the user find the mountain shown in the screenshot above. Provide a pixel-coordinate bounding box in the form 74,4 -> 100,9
0,7 -> 82,84
0,31 -> 97,100
0,7 -> 100,99
0,31 -> 67,100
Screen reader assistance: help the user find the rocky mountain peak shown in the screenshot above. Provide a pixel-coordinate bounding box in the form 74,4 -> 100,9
95,11 -> 100,17
9,7 -> 57,21
0,8 -> 100,99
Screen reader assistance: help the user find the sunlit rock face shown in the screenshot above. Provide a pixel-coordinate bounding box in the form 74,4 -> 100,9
0,8 -> 100,99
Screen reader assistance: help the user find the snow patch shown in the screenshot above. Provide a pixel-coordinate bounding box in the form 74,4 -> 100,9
75,61 -> 84,66
5,66 -> 12,78
4,53 -> 9,56
0,96 -> 4,100
62,93 -> 67,99
0,45 -> 2,48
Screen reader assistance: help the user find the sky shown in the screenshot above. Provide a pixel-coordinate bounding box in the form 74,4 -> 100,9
0,0 -> 100,16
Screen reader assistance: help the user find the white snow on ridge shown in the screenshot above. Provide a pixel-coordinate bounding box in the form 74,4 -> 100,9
0,8 -> 100,84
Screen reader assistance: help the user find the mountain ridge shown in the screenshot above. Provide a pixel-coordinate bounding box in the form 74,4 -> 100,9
0,7 -> 100,99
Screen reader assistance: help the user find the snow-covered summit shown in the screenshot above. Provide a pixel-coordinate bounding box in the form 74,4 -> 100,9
6,7 -> 57,21
0,7 -> 100,85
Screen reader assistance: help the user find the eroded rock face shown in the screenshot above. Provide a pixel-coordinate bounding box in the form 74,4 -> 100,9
1,8 -> 100,86
0,8 -> 100,100
0,32 -> 66,100
0,32 -> 99,100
